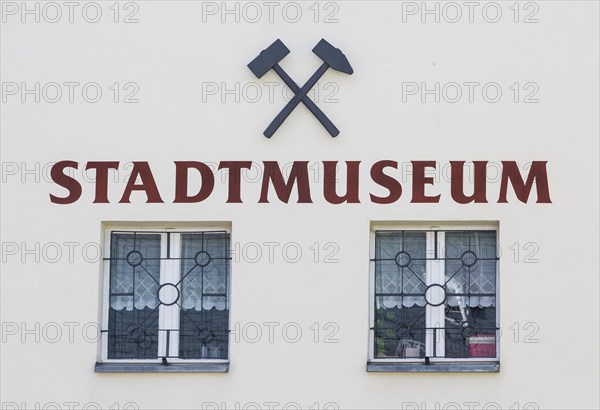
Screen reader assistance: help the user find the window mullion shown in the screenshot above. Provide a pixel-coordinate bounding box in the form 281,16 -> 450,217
168,233 -> 181,358
425,232 -> 434,356
158,233 -> 181,359
435,231 -> 446,358
157,234 -> 168,358
426,231 -> 446,358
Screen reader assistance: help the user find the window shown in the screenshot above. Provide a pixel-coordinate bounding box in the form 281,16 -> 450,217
368,223 -> 499,372
96,227 -> 231,373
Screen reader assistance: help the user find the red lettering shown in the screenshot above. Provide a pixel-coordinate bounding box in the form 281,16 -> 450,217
50,161 -> 82,204
370,160 -> 402,204
85,162 -> 119,203
498,161 -> 552,203
323,161 -> 360,204
218,161 -> 253,203
450,161 -> 488,204
174,161 -> 215,203
411,161 -> 440,203
119,162 -> 164,203
259,161 -> 312,203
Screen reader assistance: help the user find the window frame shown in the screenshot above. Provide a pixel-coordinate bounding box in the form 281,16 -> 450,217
367,222 -> 500,372
96,224 -> 232,373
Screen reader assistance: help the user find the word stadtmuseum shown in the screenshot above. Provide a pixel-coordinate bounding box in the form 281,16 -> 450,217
49,160 -> 552,204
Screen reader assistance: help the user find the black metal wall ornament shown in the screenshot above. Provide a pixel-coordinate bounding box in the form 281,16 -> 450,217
248,38 -> 353,138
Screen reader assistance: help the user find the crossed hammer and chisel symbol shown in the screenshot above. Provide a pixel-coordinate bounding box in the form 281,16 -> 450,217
248,39 -> 354,138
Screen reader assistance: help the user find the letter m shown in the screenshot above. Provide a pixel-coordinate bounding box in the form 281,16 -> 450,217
259,161 -> 312,203
499,161 -> 552,203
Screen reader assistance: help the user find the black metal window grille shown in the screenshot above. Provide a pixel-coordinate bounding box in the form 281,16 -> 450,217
372,229 -> 499,361
103,230 -> 231,361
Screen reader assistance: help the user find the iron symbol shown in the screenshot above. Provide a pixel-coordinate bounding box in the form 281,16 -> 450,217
248,39 -> 353,138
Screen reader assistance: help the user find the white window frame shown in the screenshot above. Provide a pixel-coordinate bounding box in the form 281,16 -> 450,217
98,224 -> 231,365
368,222 -> 500,364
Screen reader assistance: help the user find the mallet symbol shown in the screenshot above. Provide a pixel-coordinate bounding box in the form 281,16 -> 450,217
248,39 -> 353,138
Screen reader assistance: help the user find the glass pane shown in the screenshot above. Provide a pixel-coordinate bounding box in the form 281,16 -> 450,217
444,231 -> 497,358
374,231 -> 427,358
445,303 -> 497,358
108,233 -> 161,359
179,232 -> 230,359
374,302 -> 426,358
375,231 -> 427,301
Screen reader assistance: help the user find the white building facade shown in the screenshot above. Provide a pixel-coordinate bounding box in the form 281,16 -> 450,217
1,1 -> 599,409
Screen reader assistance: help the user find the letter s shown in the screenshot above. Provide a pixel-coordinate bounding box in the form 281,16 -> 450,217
50,161 -> 82,204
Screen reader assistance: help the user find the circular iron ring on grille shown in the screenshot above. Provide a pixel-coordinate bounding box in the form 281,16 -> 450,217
461,250 -> 478,268
157,283 -> 180,306
424,283 -> 447,307
394,251 -> 412,268
196,323 -> 215,344
126,250 -> 144,267
126,324 -> 152,349
195,251 -> 212,268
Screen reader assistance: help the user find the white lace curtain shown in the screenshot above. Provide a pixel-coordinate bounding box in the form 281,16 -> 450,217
180,233 -> 228,311
110,233 -> 228,311
376,231 -> 496,308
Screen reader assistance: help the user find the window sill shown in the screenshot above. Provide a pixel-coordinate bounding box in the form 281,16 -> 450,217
367,361 -> 499,373
95,362 -> 229,373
